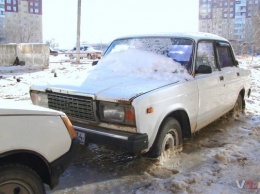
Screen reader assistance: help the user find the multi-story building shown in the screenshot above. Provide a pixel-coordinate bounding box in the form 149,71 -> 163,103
3,0 -> 42,43
199,0 -> 260,54
0,0 -> 5,41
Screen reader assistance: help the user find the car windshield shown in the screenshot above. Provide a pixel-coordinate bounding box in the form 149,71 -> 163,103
105,37 -> 194,72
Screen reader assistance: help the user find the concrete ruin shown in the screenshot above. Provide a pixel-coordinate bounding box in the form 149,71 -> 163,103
0,43 -> 49,69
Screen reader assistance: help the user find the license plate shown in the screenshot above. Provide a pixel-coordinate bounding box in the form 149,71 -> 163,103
76,131 -> 85,145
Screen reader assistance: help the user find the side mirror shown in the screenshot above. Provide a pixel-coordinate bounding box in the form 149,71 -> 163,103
92,60 -> 99,66
196,65 -> 212,74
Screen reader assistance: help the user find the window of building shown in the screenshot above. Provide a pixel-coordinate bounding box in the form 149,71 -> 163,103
13,0 -> 16,4
230,7 -> 234,11
35,8 -> 39,13
230,13 -> 233,17
13,6 -> 16,11
30,8 -> 33,12
30,2 -> 33,6
230,2 -> 234,5
6,0 -> 11,3
6,5 -> 11,10
35,2 -> 39,6
249,0 -> 253,4
255,0 -> 258,4
236,1 -> 241,4
224,13 -> 227,17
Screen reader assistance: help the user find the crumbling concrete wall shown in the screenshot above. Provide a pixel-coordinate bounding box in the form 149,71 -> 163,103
0,44 -> 49,68
0,44 -> 17,65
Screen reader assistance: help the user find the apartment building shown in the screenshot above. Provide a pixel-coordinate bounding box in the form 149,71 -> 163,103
0,0 -> 4,41
199,0 -> 260,53
3,0 -> 42,43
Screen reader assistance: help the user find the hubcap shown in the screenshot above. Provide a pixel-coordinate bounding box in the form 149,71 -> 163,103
162,132 -> 175,151
0,181 -> 33,194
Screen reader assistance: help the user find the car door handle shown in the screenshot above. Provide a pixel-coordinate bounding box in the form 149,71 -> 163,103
219,76 -> 224,81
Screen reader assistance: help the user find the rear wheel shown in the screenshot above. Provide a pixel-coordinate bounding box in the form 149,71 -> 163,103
147,118 -> 182,158
69,54 -> 74,59
87,54 -> 91,59
0,164 -> 45,194
232,94 -> 243,117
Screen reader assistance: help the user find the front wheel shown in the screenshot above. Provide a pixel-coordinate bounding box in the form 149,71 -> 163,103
146,118 -> 182,158
0,164 -> 45,194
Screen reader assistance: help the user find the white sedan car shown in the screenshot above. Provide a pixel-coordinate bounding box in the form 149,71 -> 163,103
30,32 -> 251,158
0,99 -> 79,193
65,45 -> 103,59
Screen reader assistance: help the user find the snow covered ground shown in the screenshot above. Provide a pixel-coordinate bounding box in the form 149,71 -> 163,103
0,55 -> 259,194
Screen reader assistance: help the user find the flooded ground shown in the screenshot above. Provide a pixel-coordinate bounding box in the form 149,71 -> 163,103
47,111 -> 260,194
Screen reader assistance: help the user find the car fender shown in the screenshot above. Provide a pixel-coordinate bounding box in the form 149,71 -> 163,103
0,115 -> 71,163
132,81 -> 199,149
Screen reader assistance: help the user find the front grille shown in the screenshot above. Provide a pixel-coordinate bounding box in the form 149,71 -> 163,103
48,93 -> 97,122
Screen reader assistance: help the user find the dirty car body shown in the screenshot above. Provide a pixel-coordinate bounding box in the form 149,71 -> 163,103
30,32 -> 251,157
0,99 -> 79,192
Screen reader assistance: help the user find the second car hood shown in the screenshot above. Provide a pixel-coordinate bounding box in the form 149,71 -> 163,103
0,99 -> 64,116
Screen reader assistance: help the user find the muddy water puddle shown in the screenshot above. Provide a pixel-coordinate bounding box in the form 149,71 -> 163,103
47,143 -> 182,194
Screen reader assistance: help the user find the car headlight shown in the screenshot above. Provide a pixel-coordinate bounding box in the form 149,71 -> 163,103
99,102 -> 135,126
30,90 -> 49,108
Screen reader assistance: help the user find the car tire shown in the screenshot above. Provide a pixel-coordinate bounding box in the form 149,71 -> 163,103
69,54 -> 74,59
232,94 -> 243,117
146,117 -> 182,158
0,164 -> 45,194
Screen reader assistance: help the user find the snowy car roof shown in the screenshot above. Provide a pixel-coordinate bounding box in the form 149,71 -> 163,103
114,32 -> 228,43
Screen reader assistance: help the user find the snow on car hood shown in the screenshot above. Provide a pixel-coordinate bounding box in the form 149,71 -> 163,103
33,49 -> 194,102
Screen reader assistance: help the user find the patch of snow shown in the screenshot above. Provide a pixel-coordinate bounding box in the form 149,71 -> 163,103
88,49 -> 193,81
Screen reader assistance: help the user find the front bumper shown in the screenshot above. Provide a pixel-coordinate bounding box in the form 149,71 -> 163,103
74,124 -> 148,152
48,138 -> 80,189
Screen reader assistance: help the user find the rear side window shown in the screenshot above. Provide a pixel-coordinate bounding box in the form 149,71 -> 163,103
196,41 -> 217,71
216,45 -> 235,68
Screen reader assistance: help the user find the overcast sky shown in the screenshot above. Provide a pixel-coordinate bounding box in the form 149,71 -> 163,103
43,0 -> 199,49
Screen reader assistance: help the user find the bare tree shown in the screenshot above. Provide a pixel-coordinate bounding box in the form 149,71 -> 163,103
3,19 -> 35,43
0,18 -> 5,43
46,39 -> 59,49
252,5 -> 260,54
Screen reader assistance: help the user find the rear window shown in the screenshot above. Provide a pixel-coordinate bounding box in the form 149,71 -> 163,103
217,45 -> 235,68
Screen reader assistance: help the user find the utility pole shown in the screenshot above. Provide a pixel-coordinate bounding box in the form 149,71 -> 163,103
76,0 -> 81,63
